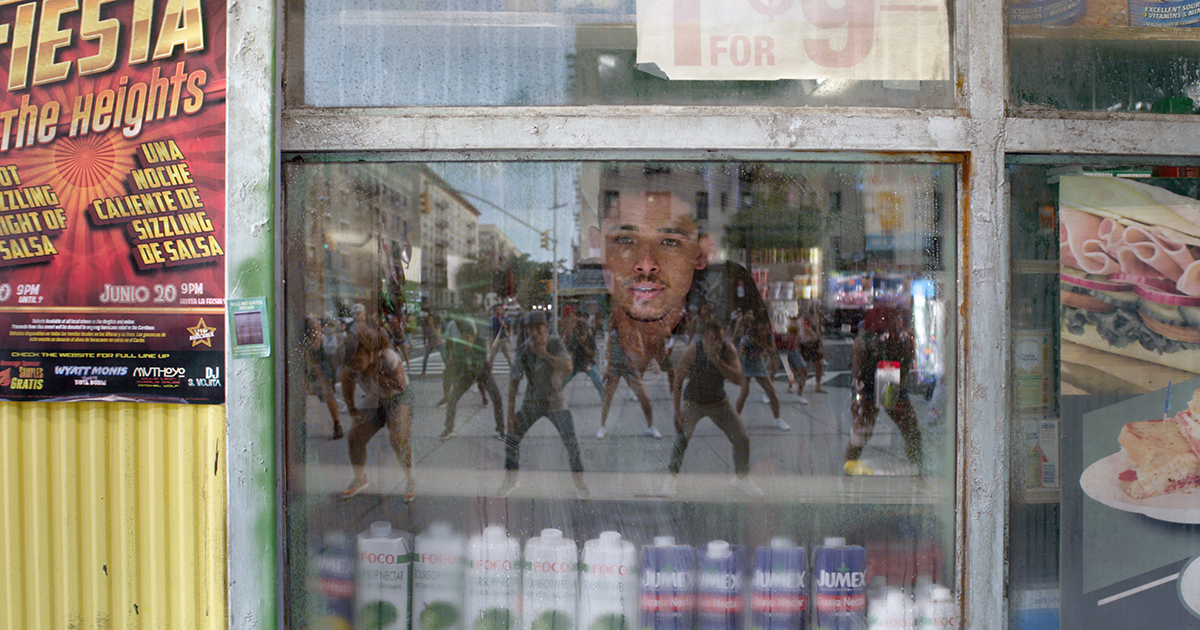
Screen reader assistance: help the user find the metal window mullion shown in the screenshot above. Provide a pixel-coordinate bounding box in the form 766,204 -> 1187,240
281,107 -> 971,154
961,0 -> 1009,626
1006,116 -> 1200,156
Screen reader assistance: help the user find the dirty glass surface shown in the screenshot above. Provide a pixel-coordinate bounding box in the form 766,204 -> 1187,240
293,0 -> 956,108
282,159 -> 958,630
1009,4 -> 1200,113
1008,161 -> 1200,629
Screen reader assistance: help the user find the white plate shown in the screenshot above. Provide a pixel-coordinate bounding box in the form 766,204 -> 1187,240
1180,557 -> 1200,617
1080,451 -> 1200,524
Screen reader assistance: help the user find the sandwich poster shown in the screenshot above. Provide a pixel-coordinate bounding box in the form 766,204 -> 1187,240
1059,176 -> 1200,383
1072,379 -> 1200,626
0,0 -> 226,404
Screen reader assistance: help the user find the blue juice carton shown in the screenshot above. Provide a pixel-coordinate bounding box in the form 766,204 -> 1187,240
697,541 -> 744,630
312,531 -> 356,630
1008,0 -> 1084,25
751,537 -> 807,630
812,538 -> 867,630
641,536 -> 696,630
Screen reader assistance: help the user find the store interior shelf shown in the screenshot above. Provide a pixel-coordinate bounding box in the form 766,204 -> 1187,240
306,465 -> 949,506
1019,486 -> 1061,504
1011,25 -> 1200,42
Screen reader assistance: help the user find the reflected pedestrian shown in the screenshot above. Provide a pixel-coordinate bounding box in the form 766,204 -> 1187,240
667,320 -> 760,497
487,304 -> 514,368
799,301 -> 827,393
341,324 -> 415,502
303,315 -> 343,439
561,305 -> 605,399
775,317 -> 810,404
440,318 -> 505,440
736,318 -> 790,431
844,305 -> 923,475
499,311 -> 588,498
421,312 -> 445,375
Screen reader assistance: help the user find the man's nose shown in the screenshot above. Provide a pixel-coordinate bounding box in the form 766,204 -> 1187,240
634,244 -> 659,274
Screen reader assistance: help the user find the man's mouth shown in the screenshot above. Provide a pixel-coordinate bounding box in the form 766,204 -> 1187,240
631,285 -> 663,300
625,275 -> 667,301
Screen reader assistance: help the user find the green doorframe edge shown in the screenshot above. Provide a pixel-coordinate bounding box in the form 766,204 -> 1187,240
226,0 -> 279,627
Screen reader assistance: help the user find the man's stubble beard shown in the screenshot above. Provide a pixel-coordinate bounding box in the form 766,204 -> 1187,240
621,305 -> 671,324
617,272 -> 684,323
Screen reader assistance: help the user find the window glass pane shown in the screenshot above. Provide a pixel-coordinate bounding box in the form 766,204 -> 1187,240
294,0 -> 955,108
1009,8 -> 1200,113
283,158 -> 958,630
1008,161 -> 1200,629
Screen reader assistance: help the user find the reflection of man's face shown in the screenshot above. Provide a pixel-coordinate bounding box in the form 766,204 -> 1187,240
591,194 -> 711,323
528,323 -> 548,346
703,325 -> 723,350
348,346 -> 372,374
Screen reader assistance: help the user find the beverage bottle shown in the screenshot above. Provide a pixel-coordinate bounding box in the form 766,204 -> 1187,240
925,587 -> 955,630
876,588 -> 913,630
466,526 -> 522,630
641,536 -> 695,630
580,531 -> 638,630
356,521 -> 414,630
750,537 -> 806,630
523,529 -> 579,630
812,537 -> 867,630
697,540 -> 744,630
313,531 -> 356,630
414,522 -> 466,630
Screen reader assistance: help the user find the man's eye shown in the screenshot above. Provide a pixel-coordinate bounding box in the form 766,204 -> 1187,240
662,238 -> 681,247
612,235 -> 633,245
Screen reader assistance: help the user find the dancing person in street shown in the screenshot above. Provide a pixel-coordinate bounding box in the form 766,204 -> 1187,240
736,318 -> 790,431
420,312 -> 446,376
798,301 -> 827,393
560,305 -> 605,400
385,310 -> 411,371
596,327 -> 659,438
666,320 -> 760,497
440,317 -> 505,440
340,323 -> 416,502
487,303 -> 514,369
303,315 -> 343,439
844,304 -> 923,476
774,317 -> 811,404
498,312 -> 588,498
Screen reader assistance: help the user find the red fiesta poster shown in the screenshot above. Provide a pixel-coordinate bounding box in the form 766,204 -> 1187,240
0,0 -> 225,403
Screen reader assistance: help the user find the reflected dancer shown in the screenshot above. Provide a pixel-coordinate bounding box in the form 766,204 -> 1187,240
341,323 -> 415,502
499,311 -> 587,498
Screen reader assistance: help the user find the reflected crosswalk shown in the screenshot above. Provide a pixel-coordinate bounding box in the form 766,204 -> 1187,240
405,340 -> 513,378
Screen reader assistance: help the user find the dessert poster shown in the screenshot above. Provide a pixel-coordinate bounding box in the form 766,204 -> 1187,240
1066,377 -> 1200,626
0,0 -> 226,404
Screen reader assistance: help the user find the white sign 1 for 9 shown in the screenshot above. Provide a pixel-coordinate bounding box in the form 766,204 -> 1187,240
636,0 -> 950,81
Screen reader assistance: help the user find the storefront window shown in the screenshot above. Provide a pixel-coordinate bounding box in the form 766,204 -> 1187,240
288,0 -> 955,109
1009,6 -> 1200,113
1008,160 -> 1200,628
281,158 -> 958,630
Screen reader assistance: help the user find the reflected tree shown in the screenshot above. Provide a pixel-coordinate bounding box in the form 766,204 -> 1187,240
455,253 -> 554,312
